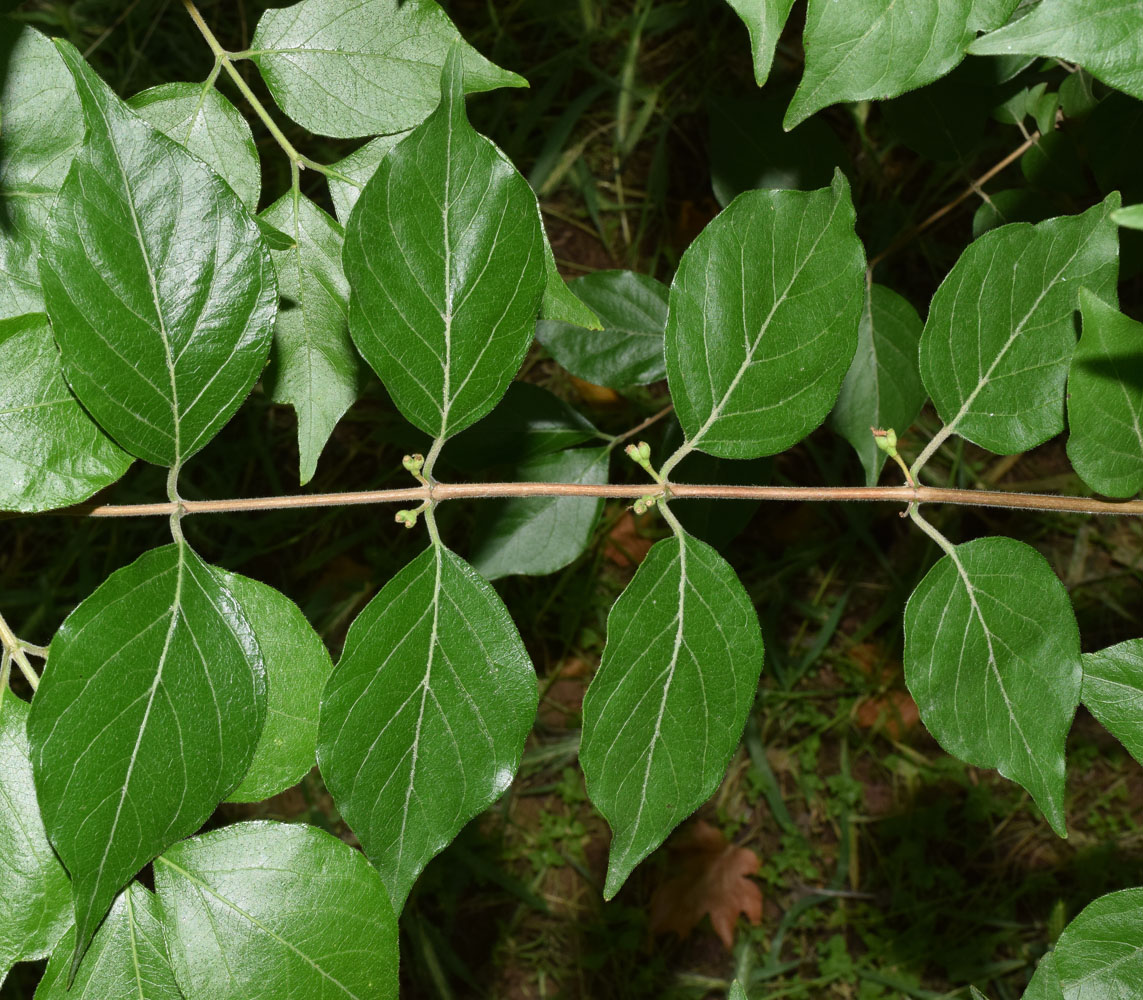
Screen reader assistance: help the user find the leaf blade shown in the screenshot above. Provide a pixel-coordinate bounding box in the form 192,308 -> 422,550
724,0 -> 795,88
581,529 -> 765,897
317,544 -> 537,909
903,536 -> 1081,836
37,42 -> 277,468
1082,639 -> 1143,770
27,543 -> 267,970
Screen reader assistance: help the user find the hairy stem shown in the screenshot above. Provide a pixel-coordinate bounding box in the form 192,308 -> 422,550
60,483 -> 1143,519
0,609 -> 39,692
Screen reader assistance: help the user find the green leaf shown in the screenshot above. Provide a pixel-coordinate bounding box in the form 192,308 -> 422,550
784,1 -> 1021,130
27,543 -> 267,973
0,313 -> 132,513
918,196 -> 1120,457
724,0 -> 795,87
469,447 -> 609,580
903,536 -> 1081,837
540,246 -> 604,331
216,569 -> 334,803
250,0 -> 526,139
33,884 -> 181,1000
327,133 -> 411,224
831,284 -> 925,486
1112,205 -> 1143,231
709,95 -> 848,207
1049,888 -> 1143,997
536,271 -> 668,388
441,382 -> 599,471
254,216 -> 296,252
343,49 -> 545,441
970,0 -> 1143,104
664,171 -> 865,460
0,22 -> 83,320
37,42 -> 277,469
969,989 -> 991,1000
1022,952 -> 1065,1000
127,82 -> 260,210
1082,639 -> 1143,770
261,192 -> 361,485
0,696 -> 71,987
1066,290 -> 1143,498
155,821 -> 398,1000
317,543 -> 537,910
729,980 -> 750,1000
580,528 -> 765,897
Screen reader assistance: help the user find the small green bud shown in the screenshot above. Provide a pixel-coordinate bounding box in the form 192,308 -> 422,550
402,453 -> 425,476
872,427 -> 898,454
395,508 -> 420,529
637,440 -> 651,462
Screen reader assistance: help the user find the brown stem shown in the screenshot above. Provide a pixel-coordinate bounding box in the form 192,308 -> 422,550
63,483 -> 1143,518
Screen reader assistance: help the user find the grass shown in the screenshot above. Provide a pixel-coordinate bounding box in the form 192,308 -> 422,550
3,0 -> 1143,998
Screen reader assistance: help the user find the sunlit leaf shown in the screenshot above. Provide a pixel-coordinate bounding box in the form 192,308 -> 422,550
1046,888 -> 1143,998
27,543 -> 266,973
903,536 -> 1081,836
970,0 -> 1143,104
831,284 -> 925,486
581,527 -> 765,897
0,313 -> 131,513
317,543 -> 537,909
918,196 -> 1119,457
1082,639 -> 1143,770
1066,289 -> 1143,498
250,0 -> 525,139
343,49 -> 545,440
469,447 -> 608,580
0,695 -> 71,987
156,822 -> 398,1000
38,42 -> 277,468
665,171 -> 864,460
34,885 -> 180,1000
723,0 -> 795,87
128,82 -> 260,209
0,22 -> 83,320
261,192 -> 361,484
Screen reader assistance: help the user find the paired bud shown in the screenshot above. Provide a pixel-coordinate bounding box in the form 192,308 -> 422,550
402,453 -> 426,478
872,427 -> 898,455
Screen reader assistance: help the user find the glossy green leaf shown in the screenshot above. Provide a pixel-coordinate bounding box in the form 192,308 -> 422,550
469,447 -> 608,580
724,0 -> 795,87
903,536 -> 1081,836
1023,952 -> 1065,1000
1066,290 -> 1143,498
216,569 -> 334,803
441,382 -> 598,471
1081,639 -> 1143,769
255,216 -> 296,252
318,543 -> 537,909
536,271 -> 668,388
27,542 -> 266,973
0,22 -> 83,320
343,49 -> 545,441
784,0 -> 1021,129
831,284 -> 925,486
918,196 -> 1120,457
580,528 -> 765,897
970,0 -> 1143,104
709,95 -> 848,206
34,884 -> 180,1000
540,247 -> 604,331
261,192 -> 361,485
127,82 -> 260,210
37,42 -> 277,468
250,0 -> 526,139
155,822 -> 398,1000
1048,888 -> 1143,998
664,172 -> 865,460
0,696 -> 71,987
0,313 -> 132,513
327,133 -> 411,224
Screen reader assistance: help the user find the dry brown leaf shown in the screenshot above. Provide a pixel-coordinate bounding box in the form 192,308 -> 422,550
603,511 -> 654,567
649,820 -> 762,949
854,689 -> 920,739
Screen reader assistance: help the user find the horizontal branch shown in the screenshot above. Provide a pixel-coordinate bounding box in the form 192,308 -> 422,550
68,482 -> 1143,518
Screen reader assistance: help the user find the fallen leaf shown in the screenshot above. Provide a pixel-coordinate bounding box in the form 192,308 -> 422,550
649,820 -> 762,949
604,511 -> 654,567
569,375 -> 623,407
854,689 -> 920,740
